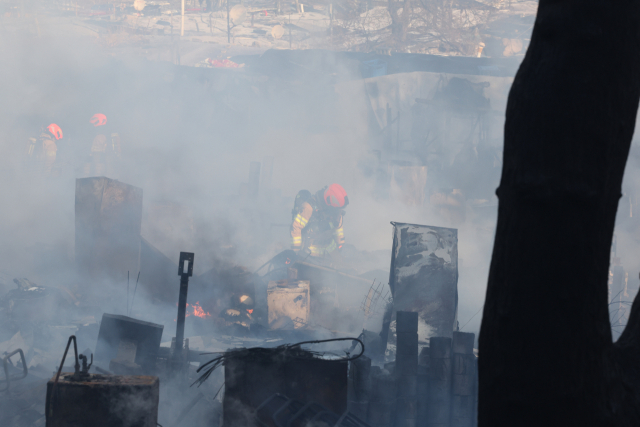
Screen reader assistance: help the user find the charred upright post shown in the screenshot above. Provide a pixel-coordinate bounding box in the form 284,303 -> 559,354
428,337 -> 452,427
174,252 -> 194,364
451,332 -> 476,427
396,311 -> 419,427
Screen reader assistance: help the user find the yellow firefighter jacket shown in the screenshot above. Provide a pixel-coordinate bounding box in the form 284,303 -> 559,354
291,200 -> 345,256
40,133 -> 57,174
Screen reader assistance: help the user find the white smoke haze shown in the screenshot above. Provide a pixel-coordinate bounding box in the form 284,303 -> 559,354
0,30 -> 504,337
5,5 -> 640,423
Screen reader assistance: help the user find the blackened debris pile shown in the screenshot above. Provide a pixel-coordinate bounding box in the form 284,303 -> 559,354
45,373 -> 159,427
196,338 -> 364,427
346,312 -> 478,427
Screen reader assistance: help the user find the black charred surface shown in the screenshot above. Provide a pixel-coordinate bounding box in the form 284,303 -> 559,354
139,238 -> 178,305
222,347 -> 347,427
45,374 -> 159,427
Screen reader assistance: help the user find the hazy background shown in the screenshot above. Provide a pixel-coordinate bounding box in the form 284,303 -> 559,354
2,14 -> 638,347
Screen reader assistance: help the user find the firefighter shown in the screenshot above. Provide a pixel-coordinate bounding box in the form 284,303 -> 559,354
85,113 -> 121,176
34,123 -> 62,176
290,183 -> 348,257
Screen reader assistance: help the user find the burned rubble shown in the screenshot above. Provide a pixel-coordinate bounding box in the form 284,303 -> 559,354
0,176 -> 476,426
7,1 -> 640,424
1,35 -> 508,425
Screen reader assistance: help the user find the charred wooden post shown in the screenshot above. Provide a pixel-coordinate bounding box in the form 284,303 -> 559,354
417,348 -> 430,427
472,356 -> 478,427
451,332 -> 476,427
428,337 -> 452,427
367,374 -> 396,427
348,354 -> 372,419
396,311 -> 419,427
419,346 -> 430,366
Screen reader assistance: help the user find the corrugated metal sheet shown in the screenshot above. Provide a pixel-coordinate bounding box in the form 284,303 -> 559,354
383,222 -> 458,354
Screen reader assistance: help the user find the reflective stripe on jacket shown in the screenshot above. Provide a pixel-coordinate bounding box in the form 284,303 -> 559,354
290,201 -> 343,255
291,202 -> 313,250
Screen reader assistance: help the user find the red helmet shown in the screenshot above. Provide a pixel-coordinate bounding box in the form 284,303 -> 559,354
47,123 -> 63,140
90,113 -> 107,127
324,184 -> 349,208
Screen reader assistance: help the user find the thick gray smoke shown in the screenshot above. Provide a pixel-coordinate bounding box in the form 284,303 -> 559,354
0,31 -> 503,343
9,4 -> 639,366
17,3 -> 640,427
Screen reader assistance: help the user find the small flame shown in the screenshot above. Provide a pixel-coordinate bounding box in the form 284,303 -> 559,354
174,302 -> 210,321
192,301 -> 211,318
246,309 -> 253,314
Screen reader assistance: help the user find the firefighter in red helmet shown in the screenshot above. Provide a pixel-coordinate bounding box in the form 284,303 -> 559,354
85,113 -> 121,176
31,123 -> 62,175
90,113 -> 107,127
290,184 -> 348,257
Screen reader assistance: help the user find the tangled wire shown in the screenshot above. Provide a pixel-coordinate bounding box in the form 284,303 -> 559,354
193,337 -> 364,387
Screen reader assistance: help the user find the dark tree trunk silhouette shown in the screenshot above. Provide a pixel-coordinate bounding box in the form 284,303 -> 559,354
478,1 -> 640,426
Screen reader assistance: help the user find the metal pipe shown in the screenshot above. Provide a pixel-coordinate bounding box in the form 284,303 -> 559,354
174,252 -> 194,360
0,349 -> 28,392
49,336 -> 80,417
175,275 -> 189,352
181,0 -> 185,36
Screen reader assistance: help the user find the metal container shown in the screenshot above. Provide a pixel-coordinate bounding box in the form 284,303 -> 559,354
46,374 -> 159,427
267,280 -> 310,329
94,313 -> 164,375
223,348 -> 347,427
